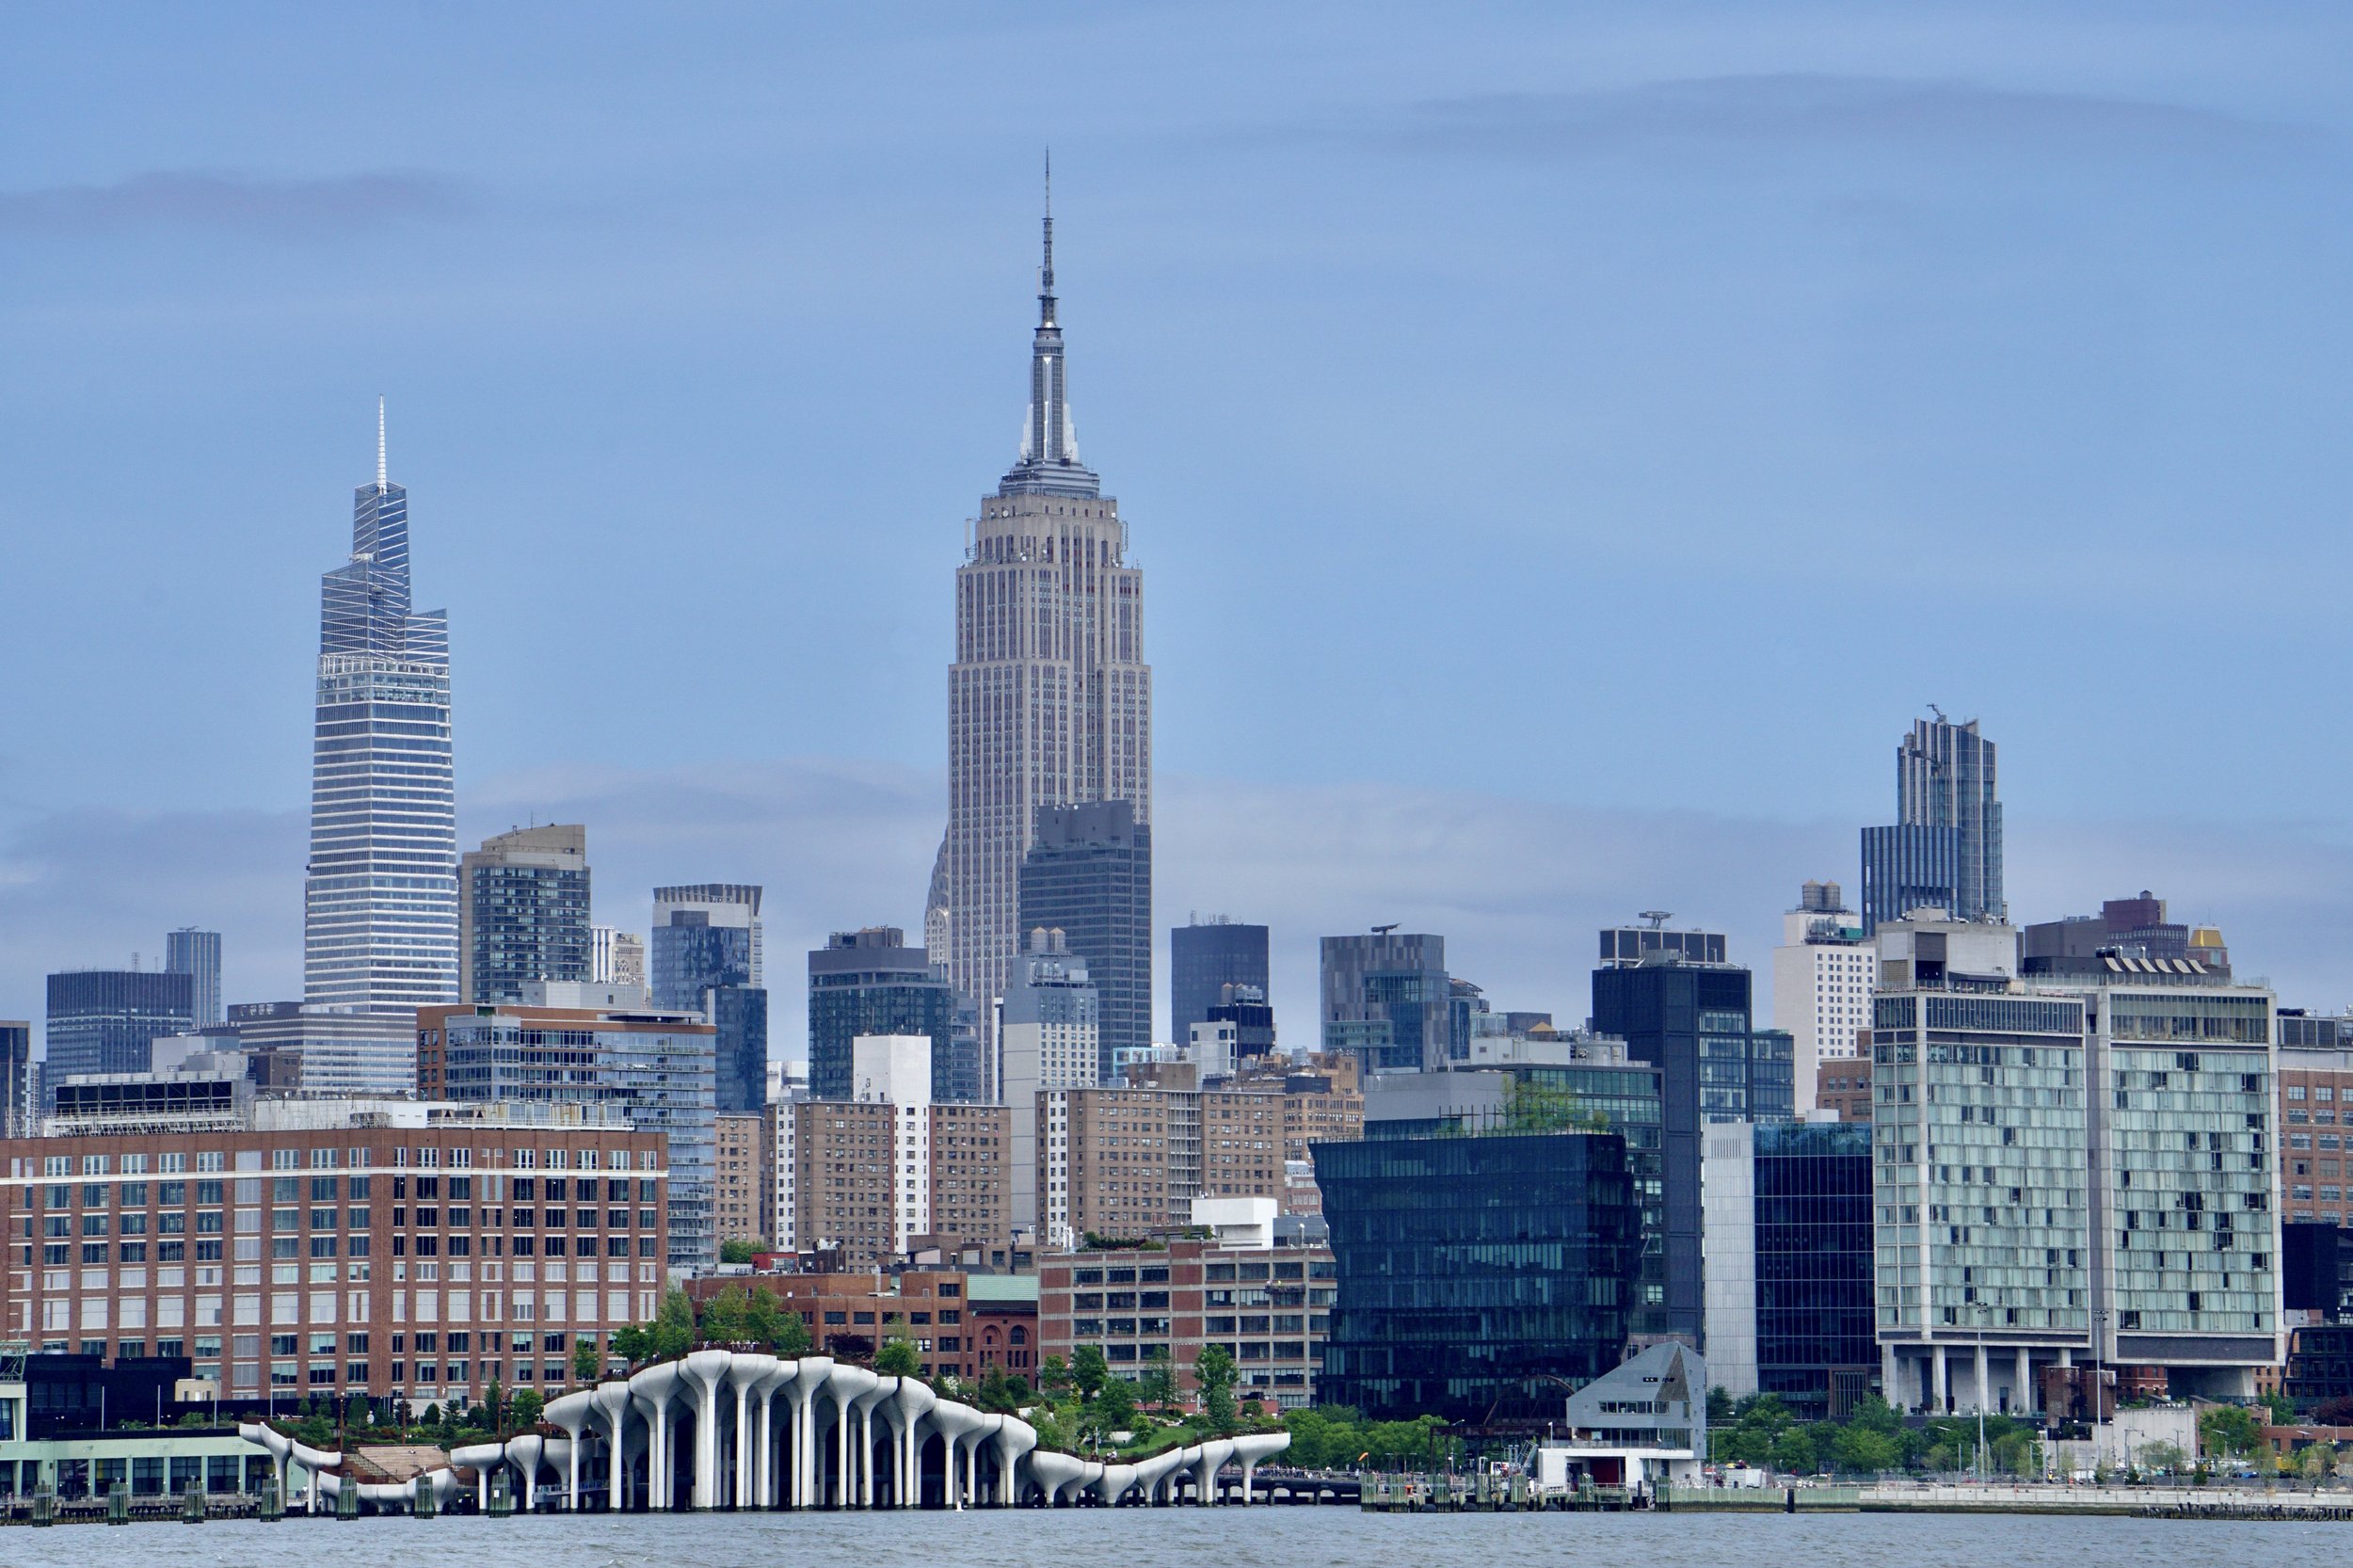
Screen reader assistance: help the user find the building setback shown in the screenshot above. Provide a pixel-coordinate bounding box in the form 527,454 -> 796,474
1860,713 -> 2004,934
650,884 -> 766,1115
1039,1238 -> 1335,1409
458,824 -> 591,1004
0,1120 -> 666,1404
1769,883 -> 1871,1114
417,1000 -> 717,1275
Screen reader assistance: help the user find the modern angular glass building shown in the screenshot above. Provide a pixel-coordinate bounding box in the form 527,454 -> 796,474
1016,801 -> 1151,1080
1171,917 -> 1270,1048
1314,1124 -> 1640,1425
1860,713 -> 2004,934
164,929 -> 222,1028
650,884 -> 766,1113
458,824 -> 591,1003
1320,932 -> 1450,1073
42,970 -> 195,1103
301,405 -> 457,1091
807,926 -> 958,1103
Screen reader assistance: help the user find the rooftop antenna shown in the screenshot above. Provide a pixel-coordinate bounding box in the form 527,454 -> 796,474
376,396 -> 388,489
1640,911 -> 1672,930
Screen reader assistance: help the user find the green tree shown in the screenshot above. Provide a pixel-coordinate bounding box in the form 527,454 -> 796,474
510,1389 -> 544,1432
1706,1385 -> 1736,1423
2199,1404 -> 2263,1461
699,1285 -> 750,1345
483,1379 -> 504,1434
874,1336 -> 922,1378
2299,1443 -> 2337,1482
1194,1345 -> 1240,1437
572,1335 -> 604,1384
1038,1355 -> 1072,1401
1769,1429 -> 1817,1475
1069,1345 -> 1111,1405
611,1324 -> 652,1366
1831,1425 -> 1903,1475
2139,1440 -> 2186,1476
653,1288 -> 697,1360
1090,1376 -> 1138,1442
718,1239 -> 762,1266
1138,1349 -> 1178,1414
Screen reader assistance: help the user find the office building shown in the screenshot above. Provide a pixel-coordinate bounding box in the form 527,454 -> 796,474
417,997 -> 717,1275
776,1035 -> 1012,1272
1000,929 -> 1099,1232
458,824 -> 591,1004
303,404 -> 457,1088
1592,935 -> 1795,1342
713,1112 -> 768,1247
1870,912 -> 2280,1411
1039,1234 -> 1336,1408
1320,931 -> 1450,1073
1172,918 -> 1270,1049
1314,1119 -> 1641,1425
1017,801 -> 1152,1079
589,926 -> 647,990
807,927 -> 957,1103
2024,890 -> 2231,980
0,1117 -> 666,1401
1037,1082 -> 1286,1251
1361,1044 -> 1668,1339
1702,1119 -> 1877,1420
1771,882 -> 1872,1113
1205,984 -> 1277,1064
651,884 -> 766,1115
941,186 -> 1152,1071
164,931 -> 222,1029
44,970 -> 195,1100
1860,712 -> 2004,933
2278,1018 -> 2353,1227
0,1024 -> 30,1141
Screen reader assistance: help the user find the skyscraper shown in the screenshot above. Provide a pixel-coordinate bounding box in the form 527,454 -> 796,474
807,926 -> 957,1103
44,969 -> 195,1101
301,403 -> 456,1091
165,928 -> 222,1027
1017,800 -> 1151,1080
1320,932 -> 1449,1073
1860,712 -> 2004,933
1001,927 -> 1100,1231
651,884 -> 766,1114
1769,882 -> 1871,1114
943,170 -> 1151,1064
1171,917 -> 1270,1048
0,1022 -> 29,1139
458,824 -> 591,1003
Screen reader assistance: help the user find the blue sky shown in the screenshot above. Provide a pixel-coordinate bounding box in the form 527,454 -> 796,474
5,3 -> 2352,1050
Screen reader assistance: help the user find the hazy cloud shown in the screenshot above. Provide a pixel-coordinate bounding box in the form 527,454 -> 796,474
0,170 -> 466,237
8,757 -> 2347,1057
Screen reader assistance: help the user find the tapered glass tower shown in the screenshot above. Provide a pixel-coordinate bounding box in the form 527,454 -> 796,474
943,168 -> 1151,1082
302,404 -> 457,1084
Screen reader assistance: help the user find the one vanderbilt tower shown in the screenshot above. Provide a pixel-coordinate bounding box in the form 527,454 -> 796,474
942,168 -> 1152,1090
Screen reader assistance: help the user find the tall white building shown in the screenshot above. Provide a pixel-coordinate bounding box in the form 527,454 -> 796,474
939,174 -> 1151,1064
1771,880 -> 1872,1113
299,403 -> 456,1093
1000,928 -> 1100,1231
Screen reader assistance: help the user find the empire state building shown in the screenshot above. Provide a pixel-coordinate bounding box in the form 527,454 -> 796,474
938,179 -> 1152,1089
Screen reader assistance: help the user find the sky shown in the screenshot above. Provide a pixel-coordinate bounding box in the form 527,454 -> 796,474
4,2 -> 2352,1057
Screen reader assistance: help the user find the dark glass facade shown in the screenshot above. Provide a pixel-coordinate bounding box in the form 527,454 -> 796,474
1860,823 -> 1961,936
807,928 -> 959,1103
1314,1128 -> 1639,1424
1171,920 -> 1269,1047
463,859 -> 590,1003
1017,802 -> 1152,1080
1753,1121 -> 1877,1420
43,971 -> 195,1105
710,984 -> 769,1114
1591,959 -> 1794,1342
1321,933 -> 1449,1073
650,919 -> 753,1011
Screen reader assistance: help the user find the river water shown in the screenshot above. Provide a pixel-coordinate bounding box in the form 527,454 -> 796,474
0,1508 -> 2342,1567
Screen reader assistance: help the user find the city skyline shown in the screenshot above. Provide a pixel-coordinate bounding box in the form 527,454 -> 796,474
8,6 -> 2353,1051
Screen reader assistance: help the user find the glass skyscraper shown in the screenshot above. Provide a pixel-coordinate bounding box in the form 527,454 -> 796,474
164,928 -> 222,1027
43,969 -> 195,1106
1861,713 -> 2004,933
807,926 -> 958,1103
1171,917 -> 1270,1048
1016,801 -> 1151,1080
459,824 -> 591,1003
651,884 -> 766,1113
301,404 -> 456,1091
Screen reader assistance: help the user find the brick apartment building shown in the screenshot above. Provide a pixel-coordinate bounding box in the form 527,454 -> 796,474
1,1119 -> 666,1406
683,1268 -> 1035,1384
1038,1238 -> 1335,1409
713,1112 -> 767,1246
779,1100 -> 1012,1272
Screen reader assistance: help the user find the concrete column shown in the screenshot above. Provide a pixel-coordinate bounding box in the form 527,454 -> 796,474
609,1422 -> 627,1512
754,1396 -> 773,1509
2015,1347 -> 2033,1415
943,1429 -> 958,1511
568,1439 -> 580,1511
1241,1457 -> 1256,1504
476,1468 -> 490,1512
836,1400 -> 853,1509
1931,1345 -> 1949,1412
1974,1343 -> 1991,1414
521,1458 -> 537,1513
734,1385 -> 751,1508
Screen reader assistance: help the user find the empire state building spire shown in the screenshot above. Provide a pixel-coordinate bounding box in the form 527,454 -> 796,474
1003,151 -> 1098,498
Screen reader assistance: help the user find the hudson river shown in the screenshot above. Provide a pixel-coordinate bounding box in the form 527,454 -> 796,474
0,1508 -> 2344,1565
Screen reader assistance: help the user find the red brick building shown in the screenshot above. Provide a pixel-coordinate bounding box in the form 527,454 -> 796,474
1039,1239 -> 1334,1410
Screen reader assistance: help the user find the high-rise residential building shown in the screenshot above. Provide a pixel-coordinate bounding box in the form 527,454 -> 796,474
806,927 -> 957,1103
942,181 -> 1151,1071
44,970 -> 196,1102
650,884 -> 766,1115
1320,931 -> 1449,1073
1860,712 -> 2004,934
1592,929 -> 1795,1344
1204,984 -> 1277,1065
1315,1118 -> 1642,1423
1702,1119 -> 1878,1421
0,1115 -> 666,1402
1771,882 -> 1872,1114
417,994 -> 718,1274
458,824 -> 591,1004
1036,1082 -> 1287,1251
2275,1014 -> 2353,1229
1172,918 -> 1270,1049
164,930 -> 222,1028
1869,911 -> 2280,1411
303,402 -> 456,1092
776,1034 -> 1012,1272
0,1022 -> 31,1140
2023,890 -> 2231,980
713,1112 -> 768,1247
1000,928 -> 1099,1231
589,926 -> 647,990
1016,801 -> 1151,1080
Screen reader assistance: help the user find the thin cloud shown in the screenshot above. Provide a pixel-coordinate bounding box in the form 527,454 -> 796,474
0,169 -> 466,237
